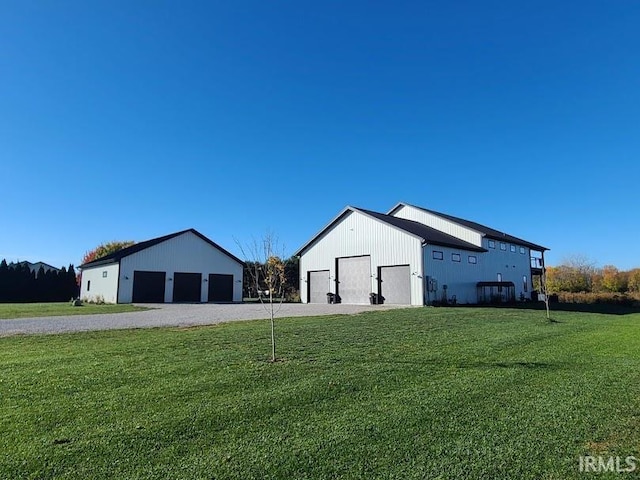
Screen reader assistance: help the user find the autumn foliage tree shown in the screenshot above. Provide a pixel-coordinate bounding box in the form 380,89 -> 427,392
81,241 -> 136,265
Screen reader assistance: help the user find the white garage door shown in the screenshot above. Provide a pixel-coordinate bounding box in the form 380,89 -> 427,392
308,270 -> 329,304
337,256 -> 371,304
379,265 -> 411,305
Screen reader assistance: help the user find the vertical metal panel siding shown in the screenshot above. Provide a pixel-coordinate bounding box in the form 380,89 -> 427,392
424,240 -> 532,304
80,263 -> 120,304
119,232 -> 243,303
393,205 -> 483,246
299,211 -> 423,305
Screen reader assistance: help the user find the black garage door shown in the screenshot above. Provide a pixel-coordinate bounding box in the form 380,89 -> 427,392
132,271 -> 166,303
208,274 -> 234,302
173,272 -> 202,302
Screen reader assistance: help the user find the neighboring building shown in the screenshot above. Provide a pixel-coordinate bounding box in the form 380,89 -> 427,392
9,261 -> 60,276
295,203 -> 547,306
79,229 -> 244,304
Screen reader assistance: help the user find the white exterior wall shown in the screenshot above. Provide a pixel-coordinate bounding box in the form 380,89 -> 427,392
424,238 -> 532,304
480,238 -> 532,300
392,205 -> 483,246
118,232 -> 243,303
80,263 -> 120,304
299,210 -> 424,305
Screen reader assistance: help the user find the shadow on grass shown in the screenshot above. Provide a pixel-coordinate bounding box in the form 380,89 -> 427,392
455,360 -> 558,370
454,302 -> 640,316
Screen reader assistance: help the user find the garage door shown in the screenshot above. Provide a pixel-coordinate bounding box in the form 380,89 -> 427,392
379,265 -> 411,305
337,256 -> 371,304
173,272 -> 202,302
208,274 -> 234,302
308,270 -> 329,303
132,271 -> 166,303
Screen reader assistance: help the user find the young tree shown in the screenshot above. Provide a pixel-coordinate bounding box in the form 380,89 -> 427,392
539,264 -> 551,321
237,233 -> 288,362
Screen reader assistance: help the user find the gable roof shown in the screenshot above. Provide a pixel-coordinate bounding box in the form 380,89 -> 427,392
294,206 -> 486,256
389,202 -> 548,251
80,228 -> 244,268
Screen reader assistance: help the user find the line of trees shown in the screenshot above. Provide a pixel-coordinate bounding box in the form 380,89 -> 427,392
546,256 -> 640,294
243,256 -> 299,301
0,260 -> 79,303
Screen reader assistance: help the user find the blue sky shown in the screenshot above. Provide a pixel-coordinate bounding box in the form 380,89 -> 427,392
2,1 -> 639,270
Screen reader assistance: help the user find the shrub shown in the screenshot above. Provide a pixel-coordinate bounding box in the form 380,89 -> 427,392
557,291 -> 640,307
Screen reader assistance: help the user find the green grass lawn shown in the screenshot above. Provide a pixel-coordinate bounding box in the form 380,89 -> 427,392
0,302 -> 149,319
1,308 -> 639,479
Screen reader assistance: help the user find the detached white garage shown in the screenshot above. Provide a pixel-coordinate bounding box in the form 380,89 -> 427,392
80,229 -> 244,304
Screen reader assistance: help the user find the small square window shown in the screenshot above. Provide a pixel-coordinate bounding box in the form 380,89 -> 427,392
468,255 -> 477,264
102,271 -> 108,278
500,242 -> 507,251
433,251 -> 444,260
452,253 -> 461,262
510,245 -> 516,253
520,246 -> 526,254
488,240 -> 495,249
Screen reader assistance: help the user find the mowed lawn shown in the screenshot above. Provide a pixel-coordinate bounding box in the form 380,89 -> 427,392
1,308 -> 639,479
0,303 -> 149,319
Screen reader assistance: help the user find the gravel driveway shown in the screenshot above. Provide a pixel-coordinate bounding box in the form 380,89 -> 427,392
0,303 -> 409,336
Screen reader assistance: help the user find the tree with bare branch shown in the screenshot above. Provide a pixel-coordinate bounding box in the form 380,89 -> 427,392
236,232 -> 288,362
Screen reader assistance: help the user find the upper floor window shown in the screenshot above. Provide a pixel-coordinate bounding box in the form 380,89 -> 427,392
520,246 -> 526,254
452,253 -> 461,262
433,251 -> 444,260
500,242 -> 507,251
510,245 -> 516,253
102,271 -> 108,278
468,255 -> 477,264
488,240 -> 496,249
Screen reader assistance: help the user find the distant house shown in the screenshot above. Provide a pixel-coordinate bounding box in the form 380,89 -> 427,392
79,229 -> 244,304
295,203 -> 548,305
9,261 -> 60,277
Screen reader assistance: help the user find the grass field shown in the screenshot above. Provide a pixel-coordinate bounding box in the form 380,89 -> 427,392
0,302 -> 149,319
1,307 -> 639,479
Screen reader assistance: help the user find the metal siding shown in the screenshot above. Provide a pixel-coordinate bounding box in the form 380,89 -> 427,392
423,240 -> 532,304
299,210 -> 423,305
80,263 -> 120,304
379,265 -> 411,305
393,205 -> 483,246
480,238 -> 532,300
119,231 -> 243,303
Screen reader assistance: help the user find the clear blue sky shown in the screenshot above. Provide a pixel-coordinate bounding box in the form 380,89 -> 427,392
2,1 -> 639,270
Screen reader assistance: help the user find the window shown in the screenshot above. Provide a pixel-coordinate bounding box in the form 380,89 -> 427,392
488,240 -> 496,249
433,251 -> 444,260
468,255 -> 477,264
523,275 -> 528,292
510,244 -> 516,253
520,246 -> 526,254
87,280 -> 91,292
497,273 -> 502,292
452,253 -> 461,262
500,242 -> 507,251
102,271 -> 108,278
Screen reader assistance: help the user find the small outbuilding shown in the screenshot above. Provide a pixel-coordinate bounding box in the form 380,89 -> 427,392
79,229 -> 243,304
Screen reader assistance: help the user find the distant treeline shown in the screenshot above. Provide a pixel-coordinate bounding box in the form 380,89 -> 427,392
0,260 -> 79,303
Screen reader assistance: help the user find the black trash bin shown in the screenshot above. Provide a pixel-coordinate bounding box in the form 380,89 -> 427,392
327,293 -> 335,304
369,293 -> 378,305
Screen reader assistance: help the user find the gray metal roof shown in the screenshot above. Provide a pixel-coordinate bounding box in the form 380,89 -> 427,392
389,203 -> 548,251
294,206 -> 487,256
